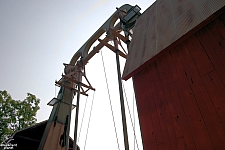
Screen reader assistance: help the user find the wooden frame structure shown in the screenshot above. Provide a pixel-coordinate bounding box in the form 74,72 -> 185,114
39,4 -> 140,150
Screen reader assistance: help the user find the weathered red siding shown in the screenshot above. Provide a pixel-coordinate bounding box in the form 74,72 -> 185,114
133,14 -> 225,150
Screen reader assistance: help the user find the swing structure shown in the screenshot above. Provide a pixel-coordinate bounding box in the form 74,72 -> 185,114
7,0 -> 225,150
38,4 -> 141,150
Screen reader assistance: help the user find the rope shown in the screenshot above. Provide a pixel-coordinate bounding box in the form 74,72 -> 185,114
122,81 -> 140,150
84,91 -> 95,150
133,92 -> 136,150
100,50 -> 121,150
118,38 -> 127,55
78,95 -> 89,142
55,85 -> 57,97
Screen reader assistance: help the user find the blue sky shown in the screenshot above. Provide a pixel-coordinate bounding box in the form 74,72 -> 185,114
0,0 -> 155,149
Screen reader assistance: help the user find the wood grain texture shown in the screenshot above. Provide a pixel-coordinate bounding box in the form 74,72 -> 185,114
43,122 -> 65,150
133,13 -> 225,149
123,0 -> 225,80
134,69 -> 157,150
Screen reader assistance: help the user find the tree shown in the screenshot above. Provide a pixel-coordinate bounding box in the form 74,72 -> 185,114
0,90 -> 40,143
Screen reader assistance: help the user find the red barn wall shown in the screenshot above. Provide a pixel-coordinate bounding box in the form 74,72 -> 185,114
133,14 -> 225,150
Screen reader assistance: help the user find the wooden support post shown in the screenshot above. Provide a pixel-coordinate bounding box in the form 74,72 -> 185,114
115,49 -> 130,150
73,82 -> 81,150
65,89 -> 73,150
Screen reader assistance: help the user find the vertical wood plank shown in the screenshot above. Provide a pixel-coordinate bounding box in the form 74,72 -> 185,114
43,122 -> 64,150
170,46 -> 189,90
149,61 -> 175,150
133,70 -> 158,150
177,85 -> 214,150
206,19 -> 225,67
208,70 -> 225,123
147,63 -> 167,150
167,50 -> 196,150
171,46 -> 197,149
157,54 -> 179,150
57,124 -> 64,150
183,35 -> 225,149
176,42 -> 215,149
216,14 -> 225,40
202,73 -> 225,130
183,39 -> 225,149
196,25 -> 225,86
184,34 -> 214,76
195,22 -> 225,149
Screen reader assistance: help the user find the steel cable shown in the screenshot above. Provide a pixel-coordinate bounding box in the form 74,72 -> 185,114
100,50 -> 121,150
122,81 -> 140,150
78,95 -> 89,142
84,91 -> 95,150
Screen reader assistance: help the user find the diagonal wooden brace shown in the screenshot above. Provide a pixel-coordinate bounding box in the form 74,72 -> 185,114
109,28 -> 130,44
62,75 -> 95,91
98,39 -> 127,59
55,81 -> 89,96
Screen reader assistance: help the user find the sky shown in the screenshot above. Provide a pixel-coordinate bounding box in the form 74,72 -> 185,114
0,0 -> 155,149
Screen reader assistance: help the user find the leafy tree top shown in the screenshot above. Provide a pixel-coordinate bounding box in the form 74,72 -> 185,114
0,90 -> 40,143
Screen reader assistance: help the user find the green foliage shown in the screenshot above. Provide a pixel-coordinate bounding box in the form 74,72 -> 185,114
0,90 -> 40,143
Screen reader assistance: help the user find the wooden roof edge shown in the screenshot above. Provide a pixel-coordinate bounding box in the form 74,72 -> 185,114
2,120 -> 49,144
12,120 -> 48,136
122,5 -> 225,80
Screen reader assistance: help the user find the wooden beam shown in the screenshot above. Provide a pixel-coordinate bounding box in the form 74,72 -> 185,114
16,135 -> 40,143
98,39 -> 115,51
62,75 -> 95,91
98,39 -> 127,59
55,81 -> 88,96
81,26 -> 124,65
109,28 -> 130,43
82,36 -> 110,65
